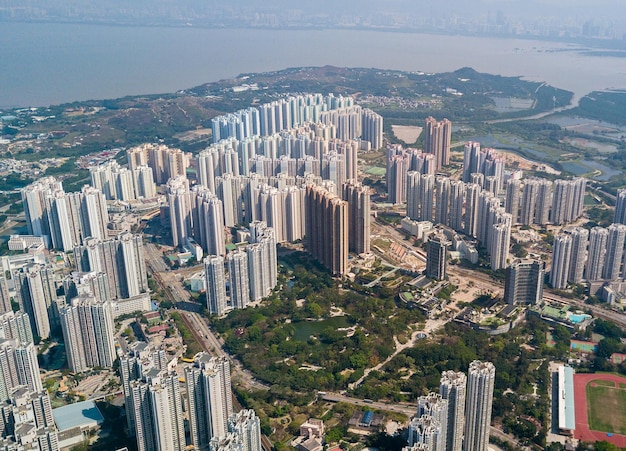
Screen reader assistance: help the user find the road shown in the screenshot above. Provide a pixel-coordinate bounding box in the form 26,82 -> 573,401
178,310 -> 272,451
322,392 -> 524,449
451,266 -> 626,329
365,266 -> 398,287
179,310 -> 270,392
145,242 -> 273,450
144,242 -> 270,391
322,392 -> 415,416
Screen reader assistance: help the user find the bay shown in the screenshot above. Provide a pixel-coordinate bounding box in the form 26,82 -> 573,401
1,22 -> 626,108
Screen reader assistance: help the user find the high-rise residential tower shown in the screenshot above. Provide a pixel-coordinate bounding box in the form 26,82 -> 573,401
462,142 -> 481,183
185,354 -> 233,450
424,117 -> 452,169
227,249 -> 250,310
0,339 -> 43,400
167,176 -> 192,248
550,234 -> 572,289
192,187 -> 226,257
586,227 -> 608,281
226,409 -> 263,451
439,371 -> 466,451
80,185 -> 109,241
387,154 -> 409,204
247,222 -> 278,302
305,185 -> 349,276
505,179 -> 521,225
552,178 -> 586,225
615,188 -> 626,225
464,361 -> 496,451
205,256 -> 227,316
568,227 -> 589,284
14,263 -> 55,340
603,223 -> 626,280
59,295 -> 116,373
21,177 -> 64,245
342,181 -> 371,254
129,370 -> 186,451
74,233 -> 148,300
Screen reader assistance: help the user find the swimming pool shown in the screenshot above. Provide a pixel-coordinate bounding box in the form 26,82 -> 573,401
568,313 -> 591,324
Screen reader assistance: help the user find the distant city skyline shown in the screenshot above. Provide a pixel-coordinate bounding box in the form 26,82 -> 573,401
1,0 -> 625,24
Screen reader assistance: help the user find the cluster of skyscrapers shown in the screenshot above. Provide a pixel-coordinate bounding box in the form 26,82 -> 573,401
210,94 -> 382,150
13,262 -> 56,340
162,95 -> 379,280
506,177 -> 586,226
0,386 -> 58,450
127,143 -> 188,185
0,309 -> 56,449
90,159 -> 157,201
120,344 -> 261,451
73,231 -> 149,301
394,140 -> 586,273
301,179 -> 371,276
19,171 -> 150,383
204,221 -> 277,316
305,185 -> 349,276
21,177 -> 108,252
10,254 -> 121,374
404,168 -> 512,271
406,361 -> 495,451
424,117 -> 452,170
549,222 -> 626,290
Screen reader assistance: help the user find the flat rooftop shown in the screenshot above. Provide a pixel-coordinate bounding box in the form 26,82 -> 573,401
53,400 -> 104,432
558,365 -> 576,432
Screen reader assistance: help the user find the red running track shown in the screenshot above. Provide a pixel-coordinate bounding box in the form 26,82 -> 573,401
573,373 -> 626,447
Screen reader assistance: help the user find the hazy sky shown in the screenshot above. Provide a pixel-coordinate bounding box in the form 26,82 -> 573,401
1,0 -> 625,21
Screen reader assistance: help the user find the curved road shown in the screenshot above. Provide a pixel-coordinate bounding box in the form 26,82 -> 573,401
321,392 -> 525,449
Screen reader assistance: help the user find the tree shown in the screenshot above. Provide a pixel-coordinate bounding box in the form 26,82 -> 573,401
350,352 -> 368,369
366,432 -> 406,451
596,338 -> 621,359
593,441 -> 618,451
512,243 -> 528,258
325,427 -> 345,443
593,319 -> 623,340
306,302 -> 323,318
551,325 -> 571,348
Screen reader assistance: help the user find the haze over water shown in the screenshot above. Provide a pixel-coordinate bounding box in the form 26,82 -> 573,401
1,22 -> 626,108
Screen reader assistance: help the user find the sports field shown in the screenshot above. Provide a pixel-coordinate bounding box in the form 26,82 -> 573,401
365,166 -> 386,176
574,373 -> 626,447
586,382 -> 626,435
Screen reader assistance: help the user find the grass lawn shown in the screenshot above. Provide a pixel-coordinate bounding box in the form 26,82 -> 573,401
372,238 -> 391,251
365,166 -> 386,176
586,382 -> 626,435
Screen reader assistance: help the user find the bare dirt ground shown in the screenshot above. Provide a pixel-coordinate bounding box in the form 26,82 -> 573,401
500,150 -> 561,175
392,125 -> 422,144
